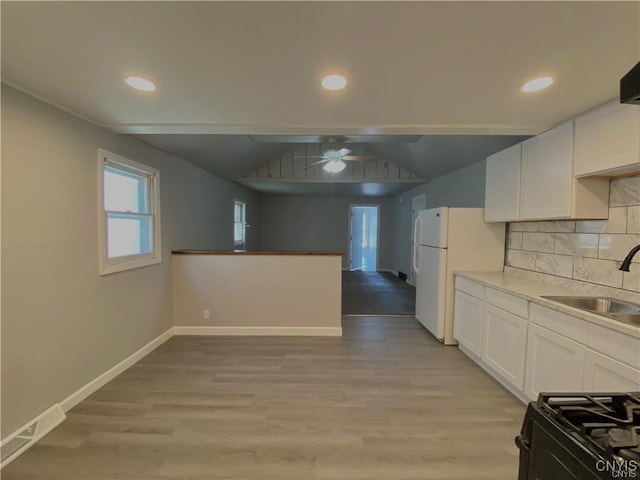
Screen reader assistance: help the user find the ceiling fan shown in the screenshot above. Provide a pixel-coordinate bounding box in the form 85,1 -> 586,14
294,138 -> 377,173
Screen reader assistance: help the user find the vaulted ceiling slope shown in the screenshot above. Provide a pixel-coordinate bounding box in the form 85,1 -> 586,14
1,2 -> 637,195
134,134 -> 529,182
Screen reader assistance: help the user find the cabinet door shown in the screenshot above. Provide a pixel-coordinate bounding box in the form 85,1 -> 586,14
485,144 -> 521,222
574,101 -> 640,177
482,304 -> 528,390
453,290 -> 484,357
520,122 -> 574,220
525,324 -> 586,401
583,350 -> 640,391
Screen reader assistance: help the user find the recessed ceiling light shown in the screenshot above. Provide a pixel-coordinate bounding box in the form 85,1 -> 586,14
124,76 -> 156,92
521,76 -> 554,93
322,74 -> 347,91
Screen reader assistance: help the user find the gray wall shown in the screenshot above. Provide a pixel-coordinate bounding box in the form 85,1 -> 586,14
259,196 -> 395,270
391,160 -> 487,277
1,85 -> 260,436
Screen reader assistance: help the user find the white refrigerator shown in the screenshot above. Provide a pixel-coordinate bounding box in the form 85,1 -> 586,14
413,207 -> 505,345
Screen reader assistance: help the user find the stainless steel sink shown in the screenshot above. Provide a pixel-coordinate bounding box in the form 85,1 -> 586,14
541,296 -> 640,327
608,312 -> 640,327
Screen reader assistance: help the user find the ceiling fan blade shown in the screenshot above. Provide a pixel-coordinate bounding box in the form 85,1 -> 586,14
302,159 -> 333,169
341,155 -> 378,161
292,156 -> 327,159
323,148 -> 352,158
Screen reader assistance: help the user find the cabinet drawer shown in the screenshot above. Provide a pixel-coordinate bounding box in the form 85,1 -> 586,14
455,277 -> 484,299
530,303 -> 589,345
588,323 -> 640,369
485,288 -> 528,318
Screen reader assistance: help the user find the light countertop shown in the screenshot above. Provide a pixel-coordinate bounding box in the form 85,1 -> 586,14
455,271 -> 640,338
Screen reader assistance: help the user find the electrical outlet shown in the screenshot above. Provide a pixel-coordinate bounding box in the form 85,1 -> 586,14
203,309 -> 210,320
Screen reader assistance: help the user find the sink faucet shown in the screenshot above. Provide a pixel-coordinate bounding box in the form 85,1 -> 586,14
619,244 -> 640,272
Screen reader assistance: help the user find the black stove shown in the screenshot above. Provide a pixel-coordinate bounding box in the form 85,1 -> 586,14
516,393 -> 640,479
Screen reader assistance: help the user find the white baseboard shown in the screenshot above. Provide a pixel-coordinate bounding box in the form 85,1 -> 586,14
1,322 -> 343,468
174,326 -> 342,337
1,404 -> 65,468
59,327 -> 174,412
1,328 -> 173,468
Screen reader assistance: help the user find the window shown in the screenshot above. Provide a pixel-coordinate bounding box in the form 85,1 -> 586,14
234,200 -> 246,248
98,149 -> 161,275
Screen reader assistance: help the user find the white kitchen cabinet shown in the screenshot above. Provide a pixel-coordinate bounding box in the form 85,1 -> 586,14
530,303 -> 588,345
588,321 -> 640,369
518,122 -> 608,220
583,350 -> 640,391
482,304 -> 528,390
485,120 -> 609,222
574,100 -> 640,177
520,122 -> 574,219
453,290 -> 484,358
485,144 -> 521,222
453,274 -> 640,404
525,323 -> 586,401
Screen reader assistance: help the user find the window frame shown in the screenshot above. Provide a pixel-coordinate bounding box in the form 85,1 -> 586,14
97,149 -> 162,275
233,199 -> 247,249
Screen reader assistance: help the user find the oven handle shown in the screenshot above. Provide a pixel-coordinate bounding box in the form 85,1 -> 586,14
514,434 -> 530,452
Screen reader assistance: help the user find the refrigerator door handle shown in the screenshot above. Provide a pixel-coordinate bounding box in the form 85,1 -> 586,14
413,215 -> 421,274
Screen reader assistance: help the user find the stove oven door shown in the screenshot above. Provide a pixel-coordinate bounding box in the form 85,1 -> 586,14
527,419 -> 611,480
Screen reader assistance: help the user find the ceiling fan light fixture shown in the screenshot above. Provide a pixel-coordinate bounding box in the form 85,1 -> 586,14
321,74 -> 347,91
124,76 -> 156,92
323,159 -> 347,173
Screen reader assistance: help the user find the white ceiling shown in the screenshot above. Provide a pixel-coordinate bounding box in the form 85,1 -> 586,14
2,1 -> 638,195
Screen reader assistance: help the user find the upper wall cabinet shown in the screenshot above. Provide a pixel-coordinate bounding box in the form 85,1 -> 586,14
485,121 -> 610,222
485,144 -> 521,222
574,100 -> 640,178
520,122 -> 575,219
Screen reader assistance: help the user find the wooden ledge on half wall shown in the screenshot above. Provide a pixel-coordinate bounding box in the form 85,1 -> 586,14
171,250 -> 345,256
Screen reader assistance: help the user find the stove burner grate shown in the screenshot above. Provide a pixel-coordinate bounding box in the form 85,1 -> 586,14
537,392 -> 640,460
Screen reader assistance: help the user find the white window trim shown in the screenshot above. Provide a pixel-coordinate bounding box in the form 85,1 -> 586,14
233,199 -> 247,248
97,149 -> 162,275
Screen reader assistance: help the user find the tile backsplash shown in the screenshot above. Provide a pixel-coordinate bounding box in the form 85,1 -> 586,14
506,174 -> 640,293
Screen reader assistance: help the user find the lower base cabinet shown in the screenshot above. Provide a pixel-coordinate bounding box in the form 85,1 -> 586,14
453,291 -> 484,357
525,323 -> 586,400
453,277 -> 640,403
583,349 -> 640,391
482,304 -> 527,390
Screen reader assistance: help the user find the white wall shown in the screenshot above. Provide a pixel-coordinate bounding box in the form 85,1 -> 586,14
173,254 -> 342,331
259,195 -> 395,270
391,160 -> 487,277
1,85 -> 261,437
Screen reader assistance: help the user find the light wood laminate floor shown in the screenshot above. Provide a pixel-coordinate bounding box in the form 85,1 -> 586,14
2,317 -> 525,479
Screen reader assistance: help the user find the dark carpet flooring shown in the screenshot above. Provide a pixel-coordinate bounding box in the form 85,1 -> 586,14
342,271 -> 416,315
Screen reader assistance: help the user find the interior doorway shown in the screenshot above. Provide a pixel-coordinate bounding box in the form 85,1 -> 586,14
349,205 -> 379,272
409,194 -> 426,286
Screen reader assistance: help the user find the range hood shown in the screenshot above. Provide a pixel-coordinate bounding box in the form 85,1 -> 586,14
620,61 -> 640,104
